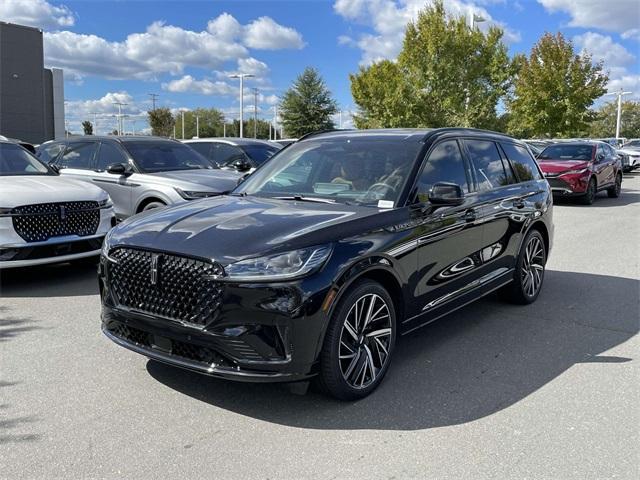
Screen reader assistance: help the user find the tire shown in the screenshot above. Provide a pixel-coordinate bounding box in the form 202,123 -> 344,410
607,173 -> 622,198
141,201 -> 166,212
579,177 -> 597,205
318,279 -> 396,401
502,229 -> 546,305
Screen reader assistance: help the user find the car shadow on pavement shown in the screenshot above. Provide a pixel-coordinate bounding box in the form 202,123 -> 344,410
0,306 -> 40,342
0,381 -> 40,444
0,262 -> 99,298
147,270 -> 638,431
553,189 -> 640,208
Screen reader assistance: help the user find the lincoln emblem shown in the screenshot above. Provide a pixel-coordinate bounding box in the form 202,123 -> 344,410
150,254 -> 160,285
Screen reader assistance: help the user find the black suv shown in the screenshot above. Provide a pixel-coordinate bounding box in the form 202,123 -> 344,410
100,128 -> 553,400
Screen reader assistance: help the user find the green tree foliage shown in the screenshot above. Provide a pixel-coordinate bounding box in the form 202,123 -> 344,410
507,32 -> 608,138
148,108 -> 176,137
82,120 -> 93,135
588,101 -> 640,139
280,67 -> 337,137
350,1 -> 515,130
174,108 -> 225,139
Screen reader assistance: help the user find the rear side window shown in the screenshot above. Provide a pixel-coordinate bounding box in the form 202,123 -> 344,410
214,144 -> 247,166
501,143 -> 542,182
96,142 -> 127,171
58,143 -> 98,170
416,140 -> 469,202
187,142 -> 214,161
464,140 -> 512,191
36,142 -> 64,163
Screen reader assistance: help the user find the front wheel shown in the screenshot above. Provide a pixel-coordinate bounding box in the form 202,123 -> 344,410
502,230 -> 546,305
607,173 -> 622,198
318,280 -> 396,401
142,201 -> 166,212
579,177 -> 597,205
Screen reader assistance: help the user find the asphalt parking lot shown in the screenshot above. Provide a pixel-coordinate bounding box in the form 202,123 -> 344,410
1,174 -> 639,479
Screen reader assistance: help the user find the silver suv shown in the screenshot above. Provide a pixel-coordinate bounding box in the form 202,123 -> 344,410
37,136 -> 241,220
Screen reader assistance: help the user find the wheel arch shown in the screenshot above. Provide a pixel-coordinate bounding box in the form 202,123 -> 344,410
136,195 -> 168,213
524,220 -> 550,261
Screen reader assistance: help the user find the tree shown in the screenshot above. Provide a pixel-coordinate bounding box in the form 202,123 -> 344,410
588,100 -> 640,139
148,108 -> 175,137
350,1 -> 515,130
82,120 -> 93,135
507,32 -> 608,138
280,67 -> 337,137
174,107 -> 226,139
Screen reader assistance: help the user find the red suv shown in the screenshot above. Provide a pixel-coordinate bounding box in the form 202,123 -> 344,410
537,141 -> 622,205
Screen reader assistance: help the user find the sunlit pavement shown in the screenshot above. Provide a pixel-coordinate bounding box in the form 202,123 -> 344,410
1,174 -> 638,479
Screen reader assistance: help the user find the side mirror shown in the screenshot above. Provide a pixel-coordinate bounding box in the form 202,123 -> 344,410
429,182 -> 465,206
106,163 -> 128,175
232,158 -> 252,172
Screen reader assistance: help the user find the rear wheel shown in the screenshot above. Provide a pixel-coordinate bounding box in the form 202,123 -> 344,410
607,173 -> 622,198
502,230 -> 546,305
318,280 -> 396,401
579,177 -> 597,205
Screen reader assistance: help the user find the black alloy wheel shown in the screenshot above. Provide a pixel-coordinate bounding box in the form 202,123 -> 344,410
319,280 -> 396,400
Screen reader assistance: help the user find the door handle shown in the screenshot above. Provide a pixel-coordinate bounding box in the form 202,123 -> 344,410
513,198 -> 525,209
464,209 -> 477,222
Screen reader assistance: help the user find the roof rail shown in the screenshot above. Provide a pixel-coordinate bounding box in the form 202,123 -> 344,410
296,128 -> 353,141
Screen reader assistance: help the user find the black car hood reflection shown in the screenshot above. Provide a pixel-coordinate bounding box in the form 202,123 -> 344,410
110,195 -> 392,264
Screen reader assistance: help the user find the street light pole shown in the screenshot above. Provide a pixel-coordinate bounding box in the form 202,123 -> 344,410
252,88 -> 259,138
181,110 -> 185,139
113,102 -> 128,135
196,115 -> 199,138
229,73 -> 255,138
605,89 -> 632,139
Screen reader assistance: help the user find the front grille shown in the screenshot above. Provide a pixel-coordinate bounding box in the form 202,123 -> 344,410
547,178 -> 571,190
108,248 -> 225,327
11,201 -> 100,243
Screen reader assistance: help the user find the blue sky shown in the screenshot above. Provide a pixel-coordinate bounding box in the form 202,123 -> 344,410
1,0 -> 638,134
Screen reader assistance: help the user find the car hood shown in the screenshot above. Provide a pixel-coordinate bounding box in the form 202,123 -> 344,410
0,175 -> 108,208
109,195 -> 390,265
538,160 -> 590,174
149,169 -> 240,192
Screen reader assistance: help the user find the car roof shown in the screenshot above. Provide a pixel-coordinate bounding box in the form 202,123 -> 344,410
47,135 -> 181,144
299,128 -> 520,144
542,141 -> 602,147
183,137 -> 278,147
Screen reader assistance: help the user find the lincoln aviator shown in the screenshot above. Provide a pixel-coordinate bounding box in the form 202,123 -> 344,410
100,128 -> 553,400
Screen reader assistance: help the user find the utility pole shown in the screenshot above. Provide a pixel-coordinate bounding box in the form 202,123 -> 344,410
113,102 -> 128,135
229,73 -> 255,138
181,110 -> 185,139
605,89 -> 632,139
196,115 -> 199,138
273,105 -> 278,140
252,88 -> 259,138
148,93 -> 159,110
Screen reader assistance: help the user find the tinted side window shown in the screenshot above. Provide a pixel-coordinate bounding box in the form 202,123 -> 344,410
501,142 -> 542,182
59,143 -> 98,170
96,142 -> 127,171
416,140 -> 469,202
464,140 -> 510,191
214,144 -> 246,165
36,142 -> 64,163
187,142 -> 213,161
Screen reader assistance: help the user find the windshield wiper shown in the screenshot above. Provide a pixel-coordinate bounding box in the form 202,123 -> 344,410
274,195 -> 336,204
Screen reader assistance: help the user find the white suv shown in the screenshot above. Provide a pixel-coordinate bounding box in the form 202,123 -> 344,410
0,140 -> 115,269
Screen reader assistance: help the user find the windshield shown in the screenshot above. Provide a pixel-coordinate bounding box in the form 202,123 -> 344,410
538,144 -> 594,161
0,143 -> 53,176
124,141 -> 213,173
235,136 -> 423,206
240,144 -> 281,165
623,140 -> 640,149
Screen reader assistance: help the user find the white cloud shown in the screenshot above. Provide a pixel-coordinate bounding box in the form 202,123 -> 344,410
162,76 -> 236,96
0,0 -> 75,30
64,91 -> 148,135
333,0 -> 520,65
574,32 -> 636,68
244,16 -> 305,49
42,13 -> 302,80
537,0 -> 640,33
621,28 -> 640,42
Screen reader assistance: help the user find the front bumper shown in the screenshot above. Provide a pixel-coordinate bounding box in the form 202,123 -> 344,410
99,258 -> 332,383
546,174 -> 590,195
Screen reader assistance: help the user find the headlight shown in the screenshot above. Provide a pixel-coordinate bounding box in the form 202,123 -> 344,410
225,245 -> 332,281
175,188 -> 218,200
561,168 -> 589,175
98,197 -> 113,208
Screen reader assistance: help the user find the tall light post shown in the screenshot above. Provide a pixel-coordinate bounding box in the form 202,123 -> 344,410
196,114 -> 199,138
229,73 -> 254,138
605,89 -> 632,139
468,8 -> 486,29
113,102 -> 128,135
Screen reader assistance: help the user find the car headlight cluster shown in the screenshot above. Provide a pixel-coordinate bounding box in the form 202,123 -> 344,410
225,245 -> 332,281
98,197 -> 113,208
562,168 -> 589,175
175,188 -> 218,200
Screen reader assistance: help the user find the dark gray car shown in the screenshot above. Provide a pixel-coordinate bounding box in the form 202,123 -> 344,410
37,136 -> 241,219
